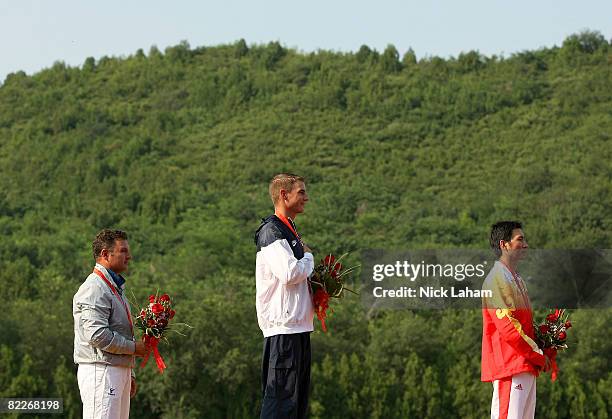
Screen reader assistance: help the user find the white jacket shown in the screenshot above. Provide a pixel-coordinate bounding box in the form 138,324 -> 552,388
73,264 -> 136,368
255,215 -> 314,337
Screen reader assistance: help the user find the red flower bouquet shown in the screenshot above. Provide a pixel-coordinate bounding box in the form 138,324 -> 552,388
534,308 -> 571,381
136,292 -> 190,373
309,254 -> 359,332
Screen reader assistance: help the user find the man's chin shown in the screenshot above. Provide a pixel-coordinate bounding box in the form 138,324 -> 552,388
116,266 -> 128,274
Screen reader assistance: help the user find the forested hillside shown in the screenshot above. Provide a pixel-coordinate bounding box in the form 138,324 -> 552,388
0,31 -> 610,418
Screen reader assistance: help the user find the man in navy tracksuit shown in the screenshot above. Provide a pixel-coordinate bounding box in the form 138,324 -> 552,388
255,173 -> 315,419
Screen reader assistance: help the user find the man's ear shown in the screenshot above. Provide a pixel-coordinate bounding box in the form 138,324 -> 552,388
99,248 -> 109,260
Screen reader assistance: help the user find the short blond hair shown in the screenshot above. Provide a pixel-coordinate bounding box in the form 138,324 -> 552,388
269,173 -> 305,204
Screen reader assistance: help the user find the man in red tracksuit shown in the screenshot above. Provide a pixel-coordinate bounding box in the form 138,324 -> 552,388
481,221 -> 550,419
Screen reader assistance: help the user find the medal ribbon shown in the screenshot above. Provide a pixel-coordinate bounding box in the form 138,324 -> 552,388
274,213 -> 301,241
499,261 -> 531,310
93,268 -> 134,336
275,213 -> 313,296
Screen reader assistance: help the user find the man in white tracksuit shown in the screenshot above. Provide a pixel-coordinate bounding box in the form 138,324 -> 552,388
255,173 -> 315,419
73,229 -> 147,418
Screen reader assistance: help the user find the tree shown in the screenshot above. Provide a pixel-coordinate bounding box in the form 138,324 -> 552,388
562,30 -> 608,54
381,44 -> 402,73
356,44 -> 373,63
402,48 -> 417,67
235,38 -> 249,58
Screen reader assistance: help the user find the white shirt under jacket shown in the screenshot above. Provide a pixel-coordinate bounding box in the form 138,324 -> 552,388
255,215 -> 314,338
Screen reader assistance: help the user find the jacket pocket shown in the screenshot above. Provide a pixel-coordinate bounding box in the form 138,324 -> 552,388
492,331 -> 505,368
281,288 -> 290,320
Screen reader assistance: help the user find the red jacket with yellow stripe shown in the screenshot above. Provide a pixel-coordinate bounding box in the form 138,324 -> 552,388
481,261 -> 545,382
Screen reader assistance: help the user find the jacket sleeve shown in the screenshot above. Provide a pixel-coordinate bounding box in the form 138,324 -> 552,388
75,282 -> 136,355
484,274 -> 545,368
261,239 -> 314,286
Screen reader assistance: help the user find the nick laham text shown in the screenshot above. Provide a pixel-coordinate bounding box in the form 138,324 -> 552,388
372,286 -> 492,298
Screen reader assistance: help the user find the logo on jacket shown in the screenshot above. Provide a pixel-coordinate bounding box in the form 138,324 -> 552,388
108,387 -> 116,396
514,384 -> 523,390
291,240 -> 297,247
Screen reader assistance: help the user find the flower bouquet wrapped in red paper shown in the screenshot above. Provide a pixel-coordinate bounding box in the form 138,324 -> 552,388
309,254 -> 359,332
534,308 -> 571,381
136,292 -> 191,373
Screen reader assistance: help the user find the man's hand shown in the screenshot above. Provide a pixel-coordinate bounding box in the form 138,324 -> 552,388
303,244 -> 312,253
130,377 -> 137,398
134,341 -> 147,357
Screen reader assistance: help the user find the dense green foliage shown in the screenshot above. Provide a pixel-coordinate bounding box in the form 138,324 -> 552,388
0,30 -> 610,418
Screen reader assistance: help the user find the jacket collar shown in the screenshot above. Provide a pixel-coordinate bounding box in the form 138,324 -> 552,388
95,263 -> 126,292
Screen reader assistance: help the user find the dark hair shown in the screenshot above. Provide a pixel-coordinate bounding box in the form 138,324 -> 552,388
489,221 -> 522,257
93,229 -> 128,259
